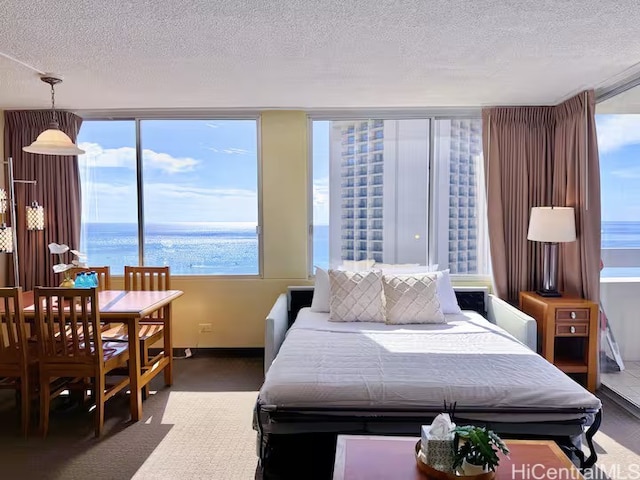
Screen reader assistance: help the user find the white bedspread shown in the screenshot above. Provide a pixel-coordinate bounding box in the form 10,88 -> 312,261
259,308 -> 601,416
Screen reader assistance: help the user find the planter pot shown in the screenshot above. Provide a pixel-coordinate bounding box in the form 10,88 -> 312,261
461,459 -> 489,476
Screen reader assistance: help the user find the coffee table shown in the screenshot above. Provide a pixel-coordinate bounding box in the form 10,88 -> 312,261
333,435 -> 583,479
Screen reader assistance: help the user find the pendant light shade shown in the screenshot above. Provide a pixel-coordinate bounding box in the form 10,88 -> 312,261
23,126 -> 84,156
26,201 -> 45,230
22,75 -> 85,156
0,226 -> 13,253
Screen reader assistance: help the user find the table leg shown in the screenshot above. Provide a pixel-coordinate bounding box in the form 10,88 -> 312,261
128,318 -> 142,422
164,304 -> 173,386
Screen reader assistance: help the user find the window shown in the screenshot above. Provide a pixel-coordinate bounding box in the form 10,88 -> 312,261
310,118 -> 489,275
596,107 -> 640,278
77,119 -> 260,275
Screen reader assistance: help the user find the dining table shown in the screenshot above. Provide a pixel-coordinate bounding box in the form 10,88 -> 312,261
20,289 -> 184,422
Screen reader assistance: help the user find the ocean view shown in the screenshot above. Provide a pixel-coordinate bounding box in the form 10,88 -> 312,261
80,221 -> 639,276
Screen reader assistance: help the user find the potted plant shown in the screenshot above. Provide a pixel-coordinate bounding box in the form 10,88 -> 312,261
452,425 -> 509,476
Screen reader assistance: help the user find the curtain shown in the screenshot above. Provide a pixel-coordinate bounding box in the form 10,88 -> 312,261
3,110 -> 83,290
482,91 -> 601,304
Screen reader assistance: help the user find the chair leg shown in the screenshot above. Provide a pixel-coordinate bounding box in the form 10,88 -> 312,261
39,375 -> 50,438
94,375 -> 105,437
20,376 -> 29,437
142,340 -> 149,400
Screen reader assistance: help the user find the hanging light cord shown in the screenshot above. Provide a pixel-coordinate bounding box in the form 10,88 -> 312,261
49,80 -> 58,128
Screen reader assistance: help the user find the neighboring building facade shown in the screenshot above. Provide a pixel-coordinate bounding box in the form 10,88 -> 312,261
328,118 -> 486,274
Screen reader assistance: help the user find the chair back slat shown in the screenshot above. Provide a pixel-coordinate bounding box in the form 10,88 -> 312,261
68,266 -> 111,291
124,267 -> 170,321
34,288 -> 102,363
124,266 -> 171,292
0,288 -> 27,364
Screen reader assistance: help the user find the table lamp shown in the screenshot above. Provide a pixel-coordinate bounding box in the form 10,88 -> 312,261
527,206 -> 576,297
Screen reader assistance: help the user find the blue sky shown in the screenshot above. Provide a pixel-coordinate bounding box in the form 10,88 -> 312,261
78,120 -> 259,223
596,114 -> 640,222
78,116 -> 636,225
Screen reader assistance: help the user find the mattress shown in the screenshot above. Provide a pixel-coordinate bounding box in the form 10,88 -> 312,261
259,308 -> 601,422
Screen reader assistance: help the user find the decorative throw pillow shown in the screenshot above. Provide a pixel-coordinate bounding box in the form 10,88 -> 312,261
310,266 -> 330,313
329,269 -> 385,322
383,273 -> 445,324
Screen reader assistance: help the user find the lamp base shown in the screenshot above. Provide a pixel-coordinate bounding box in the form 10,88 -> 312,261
536,289 -> 562,298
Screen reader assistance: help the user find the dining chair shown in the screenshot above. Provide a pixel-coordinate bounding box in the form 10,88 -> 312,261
34,287 -> 130,437
0,287 -> 33,436
102,266 -> 170,397
67,266 -> 111,290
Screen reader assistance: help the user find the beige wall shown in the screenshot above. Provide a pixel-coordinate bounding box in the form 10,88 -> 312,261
166,111 -> 311,348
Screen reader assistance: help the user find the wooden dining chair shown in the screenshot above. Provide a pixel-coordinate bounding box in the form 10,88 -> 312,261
0,287 -> 33,436
102,266 -> 170,397
34,287 -> 130,437
67,266 -> 111,290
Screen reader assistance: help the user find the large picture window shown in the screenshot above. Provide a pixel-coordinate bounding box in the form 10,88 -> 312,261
311,117 -> 489,275
78,119 -> 260,275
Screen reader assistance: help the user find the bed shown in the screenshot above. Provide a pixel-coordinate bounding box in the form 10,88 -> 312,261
254,286 -> 602,478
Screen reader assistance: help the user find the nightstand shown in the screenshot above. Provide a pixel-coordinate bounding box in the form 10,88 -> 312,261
519,291 -> 598,392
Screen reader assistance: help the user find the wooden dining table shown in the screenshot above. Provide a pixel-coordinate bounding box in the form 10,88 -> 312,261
20,289 -> 184,422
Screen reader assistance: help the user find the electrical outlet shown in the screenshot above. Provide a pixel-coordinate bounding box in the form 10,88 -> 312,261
198,323 -> 213,333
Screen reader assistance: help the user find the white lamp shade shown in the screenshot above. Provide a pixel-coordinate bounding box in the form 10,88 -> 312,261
0,227 -> 13,253
22,128 -> 85,156
527,206 -> 577,243
26,203 -> 45,230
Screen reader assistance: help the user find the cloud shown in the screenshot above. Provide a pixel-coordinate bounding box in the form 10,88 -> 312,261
145,183 -> 256,200
78,142 -> 199,174
611,167 -> 640,179
313,177 -> 329,206
207,147 -> 252,155
205,123 -> 220,129
597,115 -> 640,154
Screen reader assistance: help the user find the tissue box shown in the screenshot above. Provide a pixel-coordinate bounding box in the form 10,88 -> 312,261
420,425 -> 455,473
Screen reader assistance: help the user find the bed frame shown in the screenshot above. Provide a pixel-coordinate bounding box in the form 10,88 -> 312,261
256,286 -> 601,478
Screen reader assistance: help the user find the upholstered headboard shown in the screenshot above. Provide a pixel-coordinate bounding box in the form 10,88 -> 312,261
286,285 -> 488,328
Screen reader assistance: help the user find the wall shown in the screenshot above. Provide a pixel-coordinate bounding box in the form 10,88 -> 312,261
165,111 -> 310,347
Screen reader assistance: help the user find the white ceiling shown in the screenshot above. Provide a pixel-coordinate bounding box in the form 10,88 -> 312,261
1,0 -> 640,111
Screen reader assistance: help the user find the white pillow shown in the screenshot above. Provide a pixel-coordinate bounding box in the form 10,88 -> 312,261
435,269 -> 462,314
310,266 -> 330,312
383,273 -> 445,324
329,269 -> 385,322
338,259 -> 376,271
375,264 -> 439,274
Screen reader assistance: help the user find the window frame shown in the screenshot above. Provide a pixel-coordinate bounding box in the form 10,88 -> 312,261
77,113 -> 263,278
307,110 -> 490,283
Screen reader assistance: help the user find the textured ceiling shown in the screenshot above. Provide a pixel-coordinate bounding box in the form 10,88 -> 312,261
1,0 -> 640,111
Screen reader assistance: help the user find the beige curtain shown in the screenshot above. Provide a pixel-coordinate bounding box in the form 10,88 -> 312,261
3,110 -> 83,290
483,91 -> 600,304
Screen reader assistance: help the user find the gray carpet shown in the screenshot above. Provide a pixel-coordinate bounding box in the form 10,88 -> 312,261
0,355 -> 637,479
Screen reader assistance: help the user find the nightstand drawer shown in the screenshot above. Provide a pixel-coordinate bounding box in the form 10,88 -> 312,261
555,321 -> 589,336
555,308 -> 590,322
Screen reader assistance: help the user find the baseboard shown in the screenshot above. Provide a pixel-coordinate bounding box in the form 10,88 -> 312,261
149,347 -> 264,358
598,384 -> 640,419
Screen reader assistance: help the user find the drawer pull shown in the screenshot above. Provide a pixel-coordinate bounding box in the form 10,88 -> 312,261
570,325 -> 576,334
570,311 -> 576,320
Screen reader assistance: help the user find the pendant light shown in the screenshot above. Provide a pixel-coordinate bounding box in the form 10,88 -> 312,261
22,75 -> 85,156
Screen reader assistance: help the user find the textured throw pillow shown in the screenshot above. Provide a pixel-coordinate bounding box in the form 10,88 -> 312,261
310,266 -> 330,313
383,273 -> 445,324
329,269 -> 385,322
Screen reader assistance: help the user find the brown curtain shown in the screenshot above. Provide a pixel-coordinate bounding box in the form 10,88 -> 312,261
482,91 -> 601,304
3,110 -> 83,289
